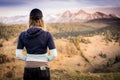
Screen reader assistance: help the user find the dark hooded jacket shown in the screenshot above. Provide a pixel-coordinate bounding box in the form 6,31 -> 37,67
17,27 -> 55,54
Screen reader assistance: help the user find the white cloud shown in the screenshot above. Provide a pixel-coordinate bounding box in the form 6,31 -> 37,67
0,0 -> 120,17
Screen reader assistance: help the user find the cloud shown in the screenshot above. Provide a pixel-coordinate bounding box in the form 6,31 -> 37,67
0,0 -> 120,17
0,0 -> 120,8
76,0 -> 120,7
0,0 -> 27,7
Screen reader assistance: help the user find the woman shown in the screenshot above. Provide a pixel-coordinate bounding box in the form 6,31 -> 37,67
16,8 -> 57,80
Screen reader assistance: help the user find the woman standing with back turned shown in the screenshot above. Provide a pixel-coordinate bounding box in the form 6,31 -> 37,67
16,8 -> 57,80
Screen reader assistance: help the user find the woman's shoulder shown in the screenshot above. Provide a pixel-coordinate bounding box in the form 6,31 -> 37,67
45,31 -> 52,36
18,31 -> 26,38
20,31 -> 26,35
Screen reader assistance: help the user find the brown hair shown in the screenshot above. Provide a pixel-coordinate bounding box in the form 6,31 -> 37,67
29,19 -> 44,28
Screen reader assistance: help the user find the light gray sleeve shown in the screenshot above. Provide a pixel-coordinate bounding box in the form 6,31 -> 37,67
47,49 -> 57,61
16,49 -> 26,61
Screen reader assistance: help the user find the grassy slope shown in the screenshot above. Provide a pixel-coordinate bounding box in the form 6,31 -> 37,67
47,19 -> 120,39
0,20 -> 120,80
2,72 -> 120,80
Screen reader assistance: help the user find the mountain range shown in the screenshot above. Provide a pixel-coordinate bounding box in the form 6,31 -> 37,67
0,15 -> 28,24
46,10 -> 119,23
0,9 -> 120,24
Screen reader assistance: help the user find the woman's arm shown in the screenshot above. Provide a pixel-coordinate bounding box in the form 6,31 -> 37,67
16,32 -> 26,61
47,32 -> 57,61
47,49 -> 57,61
16,49 -> 26,61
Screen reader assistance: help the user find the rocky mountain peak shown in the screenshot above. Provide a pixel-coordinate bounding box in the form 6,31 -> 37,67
61,10 -> 72,18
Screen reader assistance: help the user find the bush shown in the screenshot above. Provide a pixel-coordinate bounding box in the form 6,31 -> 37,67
103,29 -> 120,43
0,24 -> 27,40
114,55 -> 120,64
65,43 -> 78,57
0,54 -> 15,64
106,58 -> 115,67
98,51 -> 107,58
69,37 -> 80,50
69,36 -> 91,44
0,43 -> 3,47
80,38 -> 91,44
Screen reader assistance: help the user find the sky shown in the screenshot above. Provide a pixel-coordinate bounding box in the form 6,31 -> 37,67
0,0 -> 120,17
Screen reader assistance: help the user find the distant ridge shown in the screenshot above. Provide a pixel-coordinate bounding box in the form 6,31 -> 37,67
0,15 -> 28,24
58,10 -> 119,22
0,8 -> 120,24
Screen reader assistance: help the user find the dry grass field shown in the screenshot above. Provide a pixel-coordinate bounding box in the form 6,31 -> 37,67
0,20 -> 120,80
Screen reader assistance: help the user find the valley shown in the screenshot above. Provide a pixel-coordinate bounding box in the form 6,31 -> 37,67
0,19 -> 120,80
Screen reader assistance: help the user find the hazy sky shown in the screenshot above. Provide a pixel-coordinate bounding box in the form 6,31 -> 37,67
0,0 -> 120,17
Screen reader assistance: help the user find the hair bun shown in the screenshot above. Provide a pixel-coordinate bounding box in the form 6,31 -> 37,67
30,8 -> 43,20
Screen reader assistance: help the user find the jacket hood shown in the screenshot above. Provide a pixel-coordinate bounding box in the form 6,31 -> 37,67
25,27 -> 43,39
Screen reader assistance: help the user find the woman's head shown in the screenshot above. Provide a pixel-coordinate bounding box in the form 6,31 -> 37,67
29,8 -> 44,28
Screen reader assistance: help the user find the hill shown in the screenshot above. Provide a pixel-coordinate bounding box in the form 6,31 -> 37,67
47,19 -> 120,41
0,24 -> 27,40
0,19 -> 120,80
